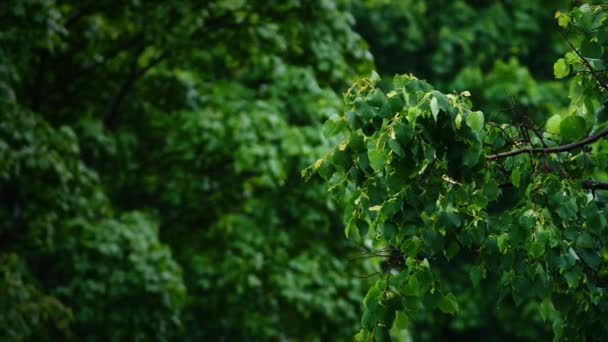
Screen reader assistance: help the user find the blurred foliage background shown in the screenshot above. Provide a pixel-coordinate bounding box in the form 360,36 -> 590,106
0,0 -> 584,340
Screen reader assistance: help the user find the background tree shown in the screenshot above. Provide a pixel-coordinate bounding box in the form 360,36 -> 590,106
1,0 -> 374,340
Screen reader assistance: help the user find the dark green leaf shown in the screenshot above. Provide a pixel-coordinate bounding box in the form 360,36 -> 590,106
438,293 -> 459,315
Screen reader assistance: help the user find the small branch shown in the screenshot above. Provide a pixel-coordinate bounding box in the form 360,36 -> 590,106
30,50 -> 48,111
582,180 -> 608,190
486,128 -> 608,161
103,49 -> 168,129
560,30 -> 608,93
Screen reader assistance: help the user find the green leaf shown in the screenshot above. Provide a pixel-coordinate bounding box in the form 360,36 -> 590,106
576,247 -> 600,269
438,293 -> 459,315
598,29 -> 608,45
388,139 -> 405,158
560,115 -> 587,142
455,113 -> 462,129
393,121 -> 414,145
539,298 -> 555,322
557,12 -> 571,28
394,311 -> 409,329
399,275 -> 421,297
401,237 -> 422,257
362,285 -> 383,327
368,148 -> 386,172
466,111 -> 484,135
545,114 -> 561,135
346,111 -> 363,130
553,58 -> 569,79
529,241 -> 545,258
430,97 -> 439,121
511,169 -> 520,188
367,90 -> 385,107
581,40 -> 602,59
462,143 -> 482,167
355,98 -> 375,120
331,148 -> 351,170
445,241 -> 460,261
484,180 -> 499,201
563,269 -> 580,288
380,199 -> 401,219
469,265 -> 485,287
370,70 -> 382,84
576,232 -> 595,249
497,233 -> 508,253
349,133 -> 366,153
387,92 -> 405,112
354,329 -> 371,342
356,218 -> 369,237
322,115 -> 347,137
374,326 -> 391,342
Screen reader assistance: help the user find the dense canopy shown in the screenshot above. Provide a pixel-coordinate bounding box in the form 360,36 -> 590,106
1,0 -> 608,341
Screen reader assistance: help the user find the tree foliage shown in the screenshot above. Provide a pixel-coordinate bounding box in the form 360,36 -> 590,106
311,2 -> 608,341
1,0 -> 373,340
3,0 -> 608,341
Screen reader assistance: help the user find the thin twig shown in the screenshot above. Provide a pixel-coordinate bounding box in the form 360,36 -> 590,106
560,30 -> 608,93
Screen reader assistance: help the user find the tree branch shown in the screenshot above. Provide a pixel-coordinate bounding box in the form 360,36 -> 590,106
486,128 -> 608,161
103,49 -> 168,129
30,50 -> 48,111
560,30 -> 608,93
582,180 -> 608,190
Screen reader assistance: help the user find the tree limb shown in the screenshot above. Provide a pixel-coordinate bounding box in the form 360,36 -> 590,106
103,49 -> 168,129
582,180 -> 608,190
486,128 -> 608,161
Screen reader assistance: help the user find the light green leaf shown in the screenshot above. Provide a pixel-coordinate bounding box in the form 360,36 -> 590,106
430,97 -> 439,121
466,111 -> 484,134
394,311 -> 409,329
370,70 -> 381,84
545,114 -> 561,134
539,298 -> 555,322
497,233 -> 508,253
455,113 -> 462,129
557,12 -> 571,28
368,148 -> 386,172
553,58 -> 569,79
